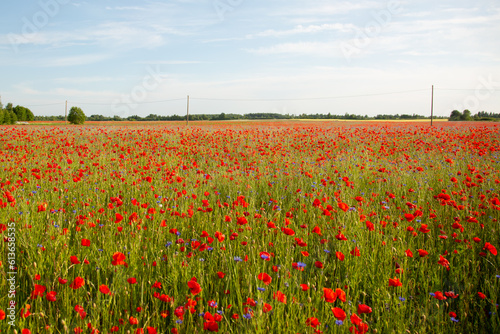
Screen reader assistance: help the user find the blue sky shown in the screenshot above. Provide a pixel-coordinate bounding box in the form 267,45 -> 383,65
0,0 -> 499,118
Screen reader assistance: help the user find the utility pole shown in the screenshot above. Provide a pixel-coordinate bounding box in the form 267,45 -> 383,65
186,95 -> 189,126
430,85 -> 434,126
65,100 -> 68,124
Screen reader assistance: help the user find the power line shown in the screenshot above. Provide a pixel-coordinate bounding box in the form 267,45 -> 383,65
20,86 -> 498,108
191,89 -> 428,102
26,102 -> 65,107
69,98 -> 185,106
436,88 -> 499,91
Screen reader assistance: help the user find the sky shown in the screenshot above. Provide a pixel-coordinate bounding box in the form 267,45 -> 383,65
0,0 -> 499,118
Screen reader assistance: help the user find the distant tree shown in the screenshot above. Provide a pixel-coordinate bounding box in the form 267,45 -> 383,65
26,108 -> 34,121
3,109 -> 11,124
10,110 -> 17,124
13,105 -> 27,121
0,109 -> 4,124
461,109 -> 472,121
449,110 -> 462,121
5,103 -> 13,111
67,106 -> 86,124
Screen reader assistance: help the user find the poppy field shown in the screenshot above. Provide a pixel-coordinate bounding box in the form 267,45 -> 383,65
0,121 -> 499,334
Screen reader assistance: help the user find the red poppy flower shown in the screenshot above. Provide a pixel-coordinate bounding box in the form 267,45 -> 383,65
358,304 -> 372,314
99,284 -> 111,295
70,256 -> 80,264
306,317 -> 320,328
112,252 -> 126,266
263,303 -> 272,313
187,277 -> 202,295
217,271 -> 225,279
273,290 -> 287,304
127,277 -> 137,284
46,291 -> 57,302
350,247 -> 360,256
243,297 -> 256,307
336,252 -> 345,261
404,213 -> 415,222
433,291 -> 446,300
30,284 -> 46,299
350,313 -> 363,326
236,216 -> 248,225
323,288 -> 337,303
417,249 -> 429,257
257,273 -> 272,285
338,202 -> 349,212
336,288 -> 346,302
115,212 -> 124,223
445,291 -> 459,299
81,239 -> 90,247
70,277 -> 85,290
389,277 -> 402,287
332,307 -> 346,321
483,242 -> 497,255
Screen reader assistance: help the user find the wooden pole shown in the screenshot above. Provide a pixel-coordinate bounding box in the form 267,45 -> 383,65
430,85 -> 434,126
186,95 -> 189,126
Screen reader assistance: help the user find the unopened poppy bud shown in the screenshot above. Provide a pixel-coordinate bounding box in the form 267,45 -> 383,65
34,262 -> 37,268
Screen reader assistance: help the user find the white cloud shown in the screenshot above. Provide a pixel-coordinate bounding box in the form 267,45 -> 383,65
42,54 -> 112,67
136,60 -> 205,65
248,23 -> 355,38
245,41 -> 343,57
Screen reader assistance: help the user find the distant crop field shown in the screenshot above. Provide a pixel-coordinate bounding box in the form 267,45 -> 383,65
0,122 -> 499,333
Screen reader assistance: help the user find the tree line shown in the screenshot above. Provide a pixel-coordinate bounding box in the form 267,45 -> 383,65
449,110 -> 500,121
0,102 -> 35,124
33,111 -> 448,122
2,101 -> 495,124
